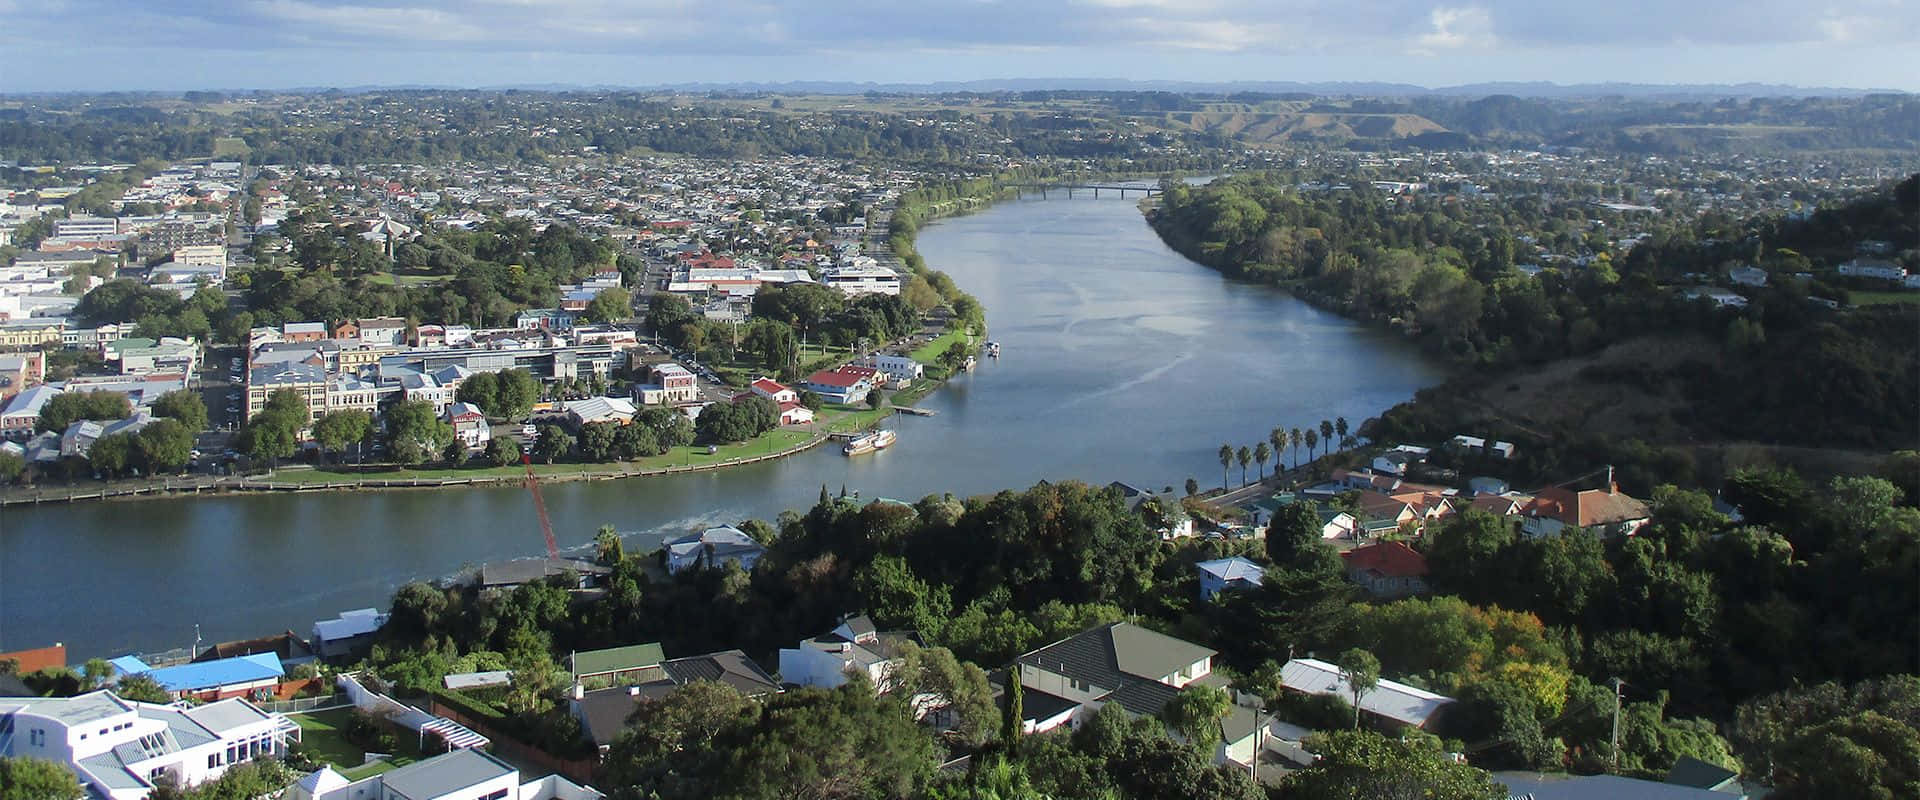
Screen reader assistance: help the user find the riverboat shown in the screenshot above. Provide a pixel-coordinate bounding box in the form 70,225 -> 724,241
843,429 -> 897,456
986,341 -> 1001,357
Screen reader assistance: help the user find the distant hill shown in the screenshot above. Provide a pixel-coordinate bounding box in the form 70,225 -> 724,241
632,78 -> 1905,100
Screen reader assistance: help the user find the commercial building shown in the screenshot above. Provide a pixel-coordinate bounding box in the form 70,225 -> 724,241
246,362 -> 328,423
821,265 -> 901,296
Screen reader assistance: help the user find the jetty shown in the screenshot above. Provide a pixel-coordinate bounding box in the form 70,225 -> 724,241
893,406 -> 939,417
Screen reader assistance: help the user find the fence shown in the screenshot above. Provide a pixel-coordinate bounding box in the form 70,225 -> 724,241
426,696 -> 599,786
258,693 -> 352,715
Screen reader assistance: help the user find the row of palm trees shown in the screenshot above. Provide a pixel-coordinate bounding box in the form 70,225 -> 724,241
1216,417 -> 1352,491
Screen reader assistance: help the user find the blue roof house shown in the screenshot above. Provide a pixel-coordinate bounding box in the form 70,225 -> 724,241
1196,557 -> 1265,602
119,652 -> 284,701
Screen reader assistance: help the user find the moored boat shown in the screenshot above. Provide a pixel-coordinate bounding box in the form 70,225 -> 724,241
843,429 -> 898,456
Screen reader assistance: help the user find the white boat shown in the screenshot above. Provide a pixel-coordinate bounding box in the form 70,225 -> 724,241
986,341 -> 1001,357
842,429 -> 897,456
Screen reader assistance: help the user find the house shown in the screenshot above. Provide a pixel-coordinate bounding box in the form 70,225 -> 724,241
569,643 -> 666,684
571,650 -> 781,749
1682,287 -> 1748,308
477,558 -> 611,591
311,608 -> 387,662
1341,541 -> 1431,598
1495,772 -> 1745,800
1371,451 -> 1414,476
869,354 -> 924,384
564,396 -> 637,427
748,377 -> 797,404
114,652 -> 285,702
353,316 -> 408,346
1012,622 -> 1219,734
288,746 -> 603,800
1317,508 -> 1359,540
1110,482 -> 1196,539
800,367 -> 872,406
1522,485 -> 1651,538
1467,477 -> 1510,496
1727,265 -> 1769,287
1837,258 -> 1907,281
663,526 -> 765,574
1,385 -> 61,439
446,401 -> 491,449
1278,658 -> 1454,730
1196,557 -> 1264,602
776,402 -> 814,425
1664,756 -> 1743,793
1331,467 -> 1401,492
0,691 -> 296,800
1467,494 -> 1527,517
778,614 -> 923,690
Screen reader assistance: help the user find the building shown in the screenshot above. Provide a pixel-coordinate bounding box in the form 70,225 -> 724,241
0,318 -> 64,348
869,354 -> 923,384
821,265 -> 901,296
115,340 -> 199,376
52,217 -> 120,239
778,614 -> 922,691
1341,541 -> 1431,598
111,652 -> 285,702
311,609 -> 387,662
446,401 -> 491,449
801,367 -> 872,406
1727,265 -> 1768,287
647,363 -> 699,404
572,650 -> 782,748
246,362 -> 327,423
1522,485 -> 1651,538
0,351 -> 47,394
1,384 -> 60,439
564,396 -> 637,427
1278,657 -> 1454,730
1013,622 -> 1219,734
1196,557 -> 1265,602
1495,772 -> 1745,800
1837,258 -> 1907,281
476,558 -> 611,591
0,690 -> 296,800
569,643 -> 666,685
748,377 -> 797,404
663,526 -> 765,574
288,746 -> 603,800
171,245 -> 226,267
281,322 -> 327,343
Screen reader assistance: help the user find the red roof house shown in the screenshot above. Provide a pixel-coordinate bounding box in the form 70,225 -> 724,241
1341,541 -> 1430,598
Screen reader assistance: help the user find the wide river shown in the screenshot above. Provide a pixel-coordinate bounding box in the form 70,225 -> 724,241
0,185 -> 1444,659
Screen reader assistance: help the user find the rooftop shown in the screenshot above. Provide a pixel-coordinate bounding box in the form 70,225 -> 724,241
379,747 -> 517,800
571,643 -> 666,677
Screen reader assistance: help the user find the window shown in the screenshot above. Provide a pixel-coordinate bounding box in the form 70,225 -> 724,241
28,729 -> 44,746
208,753 -> 221,769
1069,678 -> 1091,693
480,789 -> 509,800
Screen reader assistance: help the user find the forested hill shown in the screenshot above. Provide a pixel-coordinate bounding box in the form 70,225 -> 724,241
1148,173 -> 1920,460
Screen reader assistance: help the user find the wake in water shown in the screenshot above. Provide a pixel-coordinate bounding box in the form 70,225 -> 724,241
1057,350 -> 1196,409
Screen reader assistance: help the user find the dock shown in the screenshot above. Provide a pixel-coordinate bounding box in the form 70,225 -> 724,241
893,406 -> 939,417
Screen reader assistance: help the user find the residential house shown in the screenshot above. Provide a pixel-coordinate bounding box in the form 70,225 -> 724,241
0,691 -> 296,800
1196,557 -> 1264,602
778,614 -> 923,690
191,632 -> 316,668
1664,756 -> 1743,793
869,354 -> 923,385
571,650 -> 781,750
310,609 -> 387,662
1,385 -> 59,439
1467,493 -> 1527,517
800,367 -> 872,406
353,317 -> 407,347
281,321 -> 327,342
1278,658 -> 1454,730
568,643 -> 666,685
111,652 -> 285,702
1012,622 -> 1220,734
288,746 -> 603,800
647,363 -> 699,404
477,558 -> 611,591
1522,485 -> 1651,538
1467,477 -> 1511,496
748,377 -> 796,404
446,401 -> 491,449
1494,772 -> 1745,800
1316,508 -> 1359,540
1341,541 -> 1431,598
1110,481 -> 1198,539
1837,258 -> 1907,281
663,526 -> 765,574
1728,265 -> 1768,287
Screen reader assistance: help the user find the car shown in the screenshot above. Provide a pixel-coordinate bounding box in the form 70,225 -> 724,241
226,406 -> 240,413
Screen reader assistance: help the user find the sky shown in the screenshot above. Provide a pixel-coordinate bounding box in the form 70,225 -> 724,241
3,0 -> 1917,92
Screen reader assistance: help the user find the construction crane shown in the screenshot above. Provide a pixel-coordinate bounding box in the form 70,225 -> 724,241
521,453 -> 560,560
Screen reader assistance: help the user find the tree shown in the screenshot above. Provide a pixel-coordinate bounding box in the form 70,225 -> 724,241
578,421 -> 621,462
1001,672 -> 1023,746
37,390 -> 132,433
1235,446 -> 1251,486
1284,730 -> 1506,800
1254,442 -> 1271,481
1161,684 -> 1231,748
484,436 -> 522,467
596,525 -> 625,565
1266,500 -> 1331,567
614,422 -> 660,460
150,390 -> 207,432
135,419 -> 194,474
1217,444 -> 1232,492
1305,429 -> 1320,462
311,410 -> 373,462
238,410 -> 300,466
1770,711 -> 1917,800
0,756 -> 83,800
1291,428 -> 1304,466
1320,419 -> 1335,453
1270,427 -> 1288,470
454,371 -> 499,416
88,433 -> 135,477
585,286 -> 633,323
1335,416 -> 1350,448
0,451 -> 24,484
936,340 -> 971,374
532,424 -> 574,464
1337,648 -> 1381,729
384,400 -> 454,465
893,643 -> 996,747
495,369 -> 542,419
114,674 -> 171,703
1185,477 -> 1199,497
857,556 -> 953,640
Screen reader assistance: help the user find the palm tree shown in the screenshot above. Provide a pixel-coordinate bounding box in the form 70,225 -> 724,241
1335,416 -> 1349,448
1290,428 -> 1304,467
1236,446 -> 1252,486
1320,420 -> 1335,454
1254,442 -> 1271,481
1270,427 -> 1287,470
1305,429 -> 1319,462
1218,445 -> 1233,492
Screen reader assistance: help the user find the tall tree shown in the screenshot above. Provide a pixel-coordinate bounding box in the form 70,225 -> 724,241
1236,446 -> 1252,486
150,390 -> 208,432
1270,427 -> 1288,470
1284,730 -> 1506,800
1320,419 -> 1335,453
1335,416 -> 1350,448
1338,648 -> 1381,729
1218,444 -> 1233,492
1161,684 -> 1232,748
1255,442 -> 1271,481
1291,428 -> 1304,466
1305,429 -> 1320,462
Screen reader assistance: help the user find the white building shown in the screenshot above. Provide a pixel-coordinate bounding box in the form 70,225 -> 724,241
777,615 -> 920,691
821,265 -> 901,297
172,245 -> 227,267
0,691 -> 297,800
1837,258 -> 1907,281
869,354 -> 923,384
1278,658 -> 1455,730
287,747 -> 602,800
53,217 -> 120,239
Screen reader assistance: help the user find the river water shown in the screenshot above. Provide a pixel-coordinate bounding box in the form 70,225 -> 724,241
0,185 -> 1444,659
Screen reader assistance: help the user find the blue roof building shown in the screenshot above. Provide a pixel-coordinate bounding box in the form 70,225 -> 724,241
1196,557 -> 1265,602
124,652 -> 284,700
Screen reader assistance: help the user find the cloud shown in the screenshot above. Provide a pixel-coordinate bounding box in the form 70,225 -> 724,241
1412,6 -> 1495,54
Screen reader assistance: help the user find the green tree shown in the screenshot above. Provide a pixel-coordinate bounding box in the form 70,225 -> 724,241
310,410 -> 373,462
1235,446 -> 1251,486
238,411 -> 300,466
88,433 -> 135,477
36,390 -> 132,433
495,370 -> 542,419
1305,429 -> 1320,461
150,390 -> 208,432
1217,444 -> 1232,491
596,525 -> 625,565
0,451 -> 24,484
1335,416 -> 1349,448
857,556 -> 953,640
1002,672 -> 1024,745
1185,477 -> 1199,497
384,400 -> 453,465
892,643 -> 997,747
1337,648 -> 1381,729
532,424 -> 574,464
484,436 -> 522,467
1270,427 -> 1288,470
1771,711 -> 1917,800
114,674 -> 171,703
1161,684 -> 1232,748
613,422 -> 660,460
135,418 -> 194,474
454,371 -> 499,416
1291,428 -> 1304,466
0,756 -> 84,800
578,420 -> 621,462
585,286 -> 633,323
1266,500 -> 1329,567
1254,442 -> 1271,481
1285,730 -> 1506,800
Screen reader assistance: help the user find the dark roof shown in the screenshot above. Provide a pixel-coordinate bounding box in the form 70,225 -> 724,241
194,631 -> 314,663
570,643 -> 665,678
1019,687 -> 1080,725
0,672 -> 32,697
1104,680 -> 1181,717
840,614 -> 877,639
1665,757 -> 1740,790
480,557 -> 610,588
661,650 -> 780,697
1017,623 -> 1216,690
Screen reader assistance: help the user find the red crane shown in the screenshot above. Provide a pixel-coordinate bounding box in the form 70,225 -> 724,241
521,453 -> 560,559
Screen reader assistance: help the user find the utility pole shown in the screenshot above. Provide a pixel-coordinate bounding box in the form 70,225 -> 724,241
1609,677 -> 1625,772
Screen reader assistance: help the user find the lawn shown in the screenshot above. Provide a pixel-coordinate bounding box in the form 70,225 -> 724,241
1852,290 -> 1920,305
909,328 -> 974,365
707,342 -> 847,388
290,708 -> 421,780
264,428 -> 822,484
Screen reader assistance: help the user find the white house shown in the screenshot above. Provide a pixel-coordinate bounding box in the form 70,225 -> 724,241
446,401 -> 491,449
663,526 -> 765,574
311,608 -> 387,661
1278,658 -> 1455,730
869,354 -> 923,384
287,747 -> 602,800
749,377 -> 797,404
777,614 -> 921,691
821,265 -> 901,297
0,691 -> 297,800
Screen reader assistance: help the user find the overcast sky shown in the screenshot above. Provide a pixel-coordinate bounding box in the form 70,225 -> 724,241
4,0 -> 1916,92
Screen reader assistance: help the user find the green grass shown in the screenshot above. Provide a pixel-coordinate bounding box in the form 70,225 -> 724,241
909,329 -> 974,364
266,427 -> 824,484
1852,290 -> 1920,305
365,272 -> 448,287
291,708 -> 421,780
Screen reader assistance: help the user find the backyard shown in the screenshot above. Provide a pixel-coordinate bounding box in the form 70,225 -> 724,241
289,708 -> 424,781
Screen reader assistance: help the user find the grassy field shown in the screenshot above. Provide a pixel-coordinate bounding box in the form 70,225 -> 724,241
909,329 -> 973,364
265,427 -> 824,484
365,272 -> 449,288
1852,290 -> 1920,305
706,342 -> 848,388
291,708 -> 421,780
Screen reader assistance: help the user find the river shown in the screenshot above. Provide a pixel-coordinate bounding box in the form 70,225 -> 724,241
0,184 -> 1445,659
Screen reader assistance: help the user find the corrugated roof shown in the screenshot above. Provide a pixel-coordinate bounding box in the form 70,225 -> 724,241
380,748 -> 515,799
570,643 -> 665,677
1279,658 -> 1452,728
139,652 -> 283,692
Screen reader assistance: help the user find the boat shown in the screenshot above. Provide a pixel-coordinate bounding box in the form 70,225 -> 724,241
842,429 -> 897,456
963,356 -> 977,371
986,341 -> 1001,357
